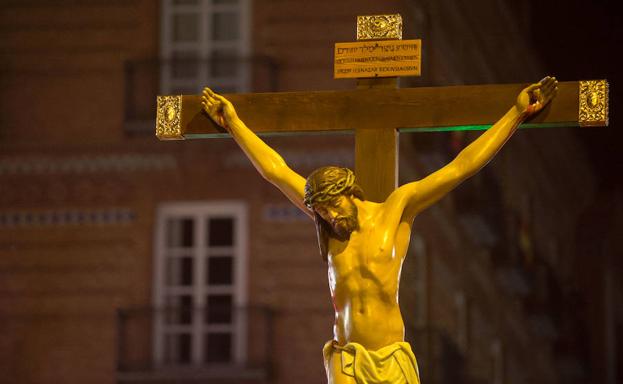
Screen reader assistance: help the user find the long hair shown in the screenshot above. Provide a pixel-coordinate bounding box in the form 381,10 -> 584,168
304,166 -> 364,262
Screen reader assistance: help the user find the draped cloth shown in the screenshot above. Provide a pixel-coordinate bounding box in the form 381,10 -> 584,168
323,340 -> 421,384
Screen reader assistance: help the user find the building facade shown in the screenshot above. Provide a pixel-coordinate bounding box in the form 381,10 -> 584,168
0,1 -> 619,384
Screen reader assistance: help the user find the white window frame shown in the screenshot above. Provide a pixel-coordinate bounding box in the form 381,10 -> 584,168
160,0 -> 252,94
152,201 -> 248,366
411,234 -> 428,327
455,291 -> 468,351
491,339 -> 504,384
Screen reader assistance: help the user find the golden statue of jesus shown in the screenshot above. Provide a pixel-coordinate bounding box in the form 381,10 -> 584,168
202,76 -> 558,384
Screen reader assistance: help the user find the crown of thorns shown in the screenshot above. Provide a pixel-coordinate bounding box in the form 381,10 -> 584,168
304,168 -> 355,209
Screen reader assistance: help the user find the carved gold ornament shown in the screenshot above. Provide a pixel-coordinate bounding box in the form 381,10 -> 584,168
156,95 -> 184,139
357,14 -> 403,41
579,80 -> 609,127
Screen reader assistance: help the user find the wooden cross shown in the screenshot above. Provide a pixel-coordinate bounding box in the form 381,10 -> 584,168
156,14 -> 609,203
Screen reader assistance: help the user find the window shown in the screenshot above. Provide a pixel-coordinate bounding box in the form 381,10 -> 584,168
160,0 -> 251,94
153,202 -> 248,365
491,339 -> 504,384
412,234 -> 428,327
455,291 -> 469,351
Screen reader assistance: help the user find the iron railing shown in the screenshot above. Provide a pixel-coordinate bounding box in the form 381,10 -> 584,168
406,326 -> 472,384
116,305 -> 275,383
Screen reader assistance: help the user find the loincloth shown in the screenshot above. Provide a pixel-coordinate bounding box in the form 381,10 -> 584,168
323,340 -> 420,384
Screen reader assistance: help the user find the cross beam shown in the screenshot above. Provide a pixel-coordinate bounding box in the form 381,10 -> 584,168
156,80 -> 608,201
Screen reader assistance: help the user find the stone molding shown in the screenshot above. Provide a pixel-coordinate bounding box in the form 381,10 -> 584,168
0,153 -> 177,175
0,208 -> 136,228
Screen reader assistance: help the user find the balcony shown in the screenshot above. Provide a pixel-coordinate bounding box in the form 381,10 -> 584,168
116,306 -> 274,384
123,56 -> 279,135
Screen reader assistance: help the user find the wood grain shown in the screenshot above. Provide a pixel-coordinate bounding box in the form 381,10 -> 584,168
181,81 -> 581,138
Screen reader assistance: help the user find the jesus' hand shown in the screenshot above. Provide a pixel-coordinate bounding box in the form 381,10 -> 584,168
515,76 -> 558,116
201,88 -> 239,130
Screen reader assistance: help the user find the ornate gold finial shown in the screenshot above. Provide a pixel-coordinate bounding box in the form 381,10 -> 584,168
579,80 -> 609,127
357,14 -> 402,41
156,95 -> 184,140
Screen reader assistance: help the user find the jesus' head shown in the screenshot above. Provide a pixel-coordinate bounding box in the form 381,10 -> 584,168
304,166 -> 365,260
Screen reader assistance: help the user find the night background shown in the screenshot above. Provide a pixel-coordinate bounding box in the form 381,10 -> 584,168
0,1 -> 620,383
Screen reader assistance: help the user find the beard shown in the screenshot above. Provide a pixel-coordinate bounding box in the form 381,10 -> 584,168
330,205 -> 359,240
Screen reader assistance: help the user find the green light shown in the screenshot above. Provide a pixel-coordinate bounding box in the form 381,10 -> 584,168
183,122 -> 576,139
400,122 -> 575,133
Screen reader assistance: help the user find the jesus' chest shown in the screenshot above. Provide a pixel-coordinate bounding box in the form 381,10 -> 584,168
328,222 -> 401,273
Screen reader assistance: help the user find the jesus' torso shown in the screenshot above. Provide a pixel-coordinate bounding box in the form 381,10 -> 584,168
326,200 -> 413,350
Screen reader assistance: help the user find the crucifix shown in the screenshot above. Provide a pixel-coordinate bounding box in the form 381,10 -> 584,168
156,14 -> 609,384
156,14 -> 608,202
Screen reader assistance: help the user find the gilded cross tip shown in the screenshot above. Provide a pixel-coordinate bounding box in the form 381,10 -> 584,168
357,14 -> 403,41
579,80 -> 609,127
156,95 -> 185,140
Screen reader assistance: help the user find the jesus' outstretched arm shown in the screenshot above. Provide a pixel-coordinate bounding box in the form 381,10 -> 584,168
388,76 -> 558,221
202,87 -> 310,217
